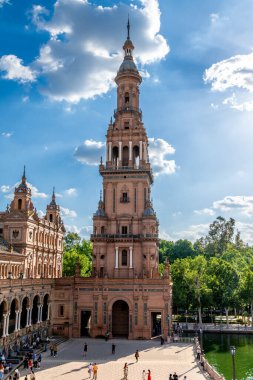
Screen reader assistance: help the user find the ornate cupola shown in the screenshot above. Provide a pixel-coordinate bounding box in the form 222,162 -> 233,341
46,187 -> 61,224
10,166 -> 34,213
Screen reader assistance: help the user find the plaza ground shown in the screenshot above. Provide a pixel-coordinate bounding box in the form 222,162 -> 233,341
19,338 -> 207,380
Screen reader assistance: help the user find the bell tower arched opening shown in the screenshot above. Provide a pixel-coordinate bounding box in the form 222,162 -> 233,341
112,300 -> 129,337
122,146 -> 129,167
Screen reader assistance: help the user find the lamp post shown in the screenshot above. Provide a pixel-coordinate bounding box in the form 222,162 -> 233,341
230,346 -> 236,380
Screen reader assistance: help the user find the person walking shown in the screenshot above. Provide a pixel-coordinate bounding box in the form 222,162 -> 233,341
30,371 -> 36,380
183,376 -> 187,380
88,363 -> 93,379
147,369 -> 151,380
53,344 -> 57,357
84,343 -> 88,357
173,373 -> 178,380
93,363 -> 98,380
142,370 -> 146,380
123,363 -> 128,380
135,349 -> 139,362
169,374 -> 173,380
112,344 -> 116,354
50,344 -> 54,357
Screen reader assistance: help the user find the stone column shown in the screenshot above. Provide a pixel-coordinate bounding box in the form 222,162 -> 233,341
109,142 -> 112,162
5,312 -> 10,336
47,303 -> 50,321
29,307 -> 32,326
119,141 -> 122,163
37,305 -> 41,323
14,310 -> 19,331
129,246 -> 133,268
115,247 -> 119,269
139,141 -> 143,160
2,314 -> 7,337
26,308 -> 30,327
129,141 -> 132,161
40,305 -> 43,322
18,310 -> 21,330
143,142 -> 147,162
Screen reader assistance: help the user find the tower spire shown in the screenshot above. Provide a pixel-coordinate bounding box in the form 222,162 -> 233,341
127,16 -> 130,40
22,165 -> 26,184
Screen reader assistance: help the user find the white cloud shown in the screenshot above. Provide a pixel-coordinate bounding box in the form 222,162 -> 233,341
1,0 -> 169,102
22,96 -> 29,103
213,195 -> 253,216
204,51 -> 253,93
1,185 -> 10,193
204,51 -> 253,111
210,13 -> 219,24
74,137 -> 177,176
27,182 -> 48,198
65,224 -> 92,238
1,181 -> 48,199
74,139 -> 105,165
194,208 -> 215,216
148,137 -> 177,176
0,55 -> 36,83
2,132 -> 13,138
37,210 -> 45,218
64,188 -> 77,196
60,206 -> 77,218
173,223 -> 210,242
0,0 -> 10,7
236,221 -> 253,245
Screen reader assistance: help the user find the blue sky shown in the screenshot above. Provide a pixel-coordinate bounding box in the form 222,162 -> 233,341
1,0 -> 253,243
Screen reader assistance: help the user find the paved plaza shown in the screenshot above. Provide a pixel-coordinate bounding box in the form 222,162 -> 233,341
19,338 -> 206,380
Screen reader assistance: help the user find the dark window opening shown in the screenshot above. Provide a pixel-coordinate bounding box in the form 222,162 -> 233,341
59,305 -> 64,317
122,226 -> 128,235
18,199 -> 22,210
49,214 -> 53,222
0,228 -> 3,236
121,192 -> 129,203
125,92 -> 129,104
124,121 -> 130,129
101,226 -> 105,234
122,146 -> 129,166
122,249 -> 128,266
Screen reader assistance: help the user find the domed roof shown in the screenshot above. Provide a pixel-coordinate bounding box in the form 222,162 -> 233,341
143,207 -> 156,217
118,58 -> 138,73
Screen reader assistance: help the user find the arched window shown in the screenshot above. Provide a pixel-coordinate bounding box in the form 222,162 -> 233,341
18,199 -> 22,210
112,146 -> 119,166
122,146 -> 129,166
49,214 -> 53,222
133,145 -> 140,167
122,249 -> 128,266
124,92 -> 129,105
101,226 -> 105,234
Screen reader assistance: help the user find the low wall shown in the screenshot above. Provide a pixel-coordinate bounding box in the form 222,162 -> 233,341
194,337 -> 225,380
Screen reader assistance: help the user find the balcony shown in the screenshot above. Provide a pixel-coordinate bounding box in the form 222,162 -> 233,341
120,196 -> 130,203
90,233 -> 159,240
114,106 -> 142,119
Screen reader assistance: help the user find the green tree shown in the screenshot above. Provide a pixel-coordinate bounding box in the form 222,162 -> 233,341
239,265 -> 253,326
205,216 -> 236,256
63,233 -> 92,277
208,257 -> 239,327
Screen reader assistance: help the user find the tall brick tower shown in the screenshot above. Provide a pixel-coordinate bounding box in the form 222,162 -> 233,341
89,22 -> 172,338
52,22 -> 172,340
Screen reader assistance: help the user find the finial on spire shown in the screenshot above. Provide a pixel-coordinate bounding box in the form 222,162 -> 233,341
100,190 -> 102,201
110,116 -> 113,124
127,15 -> 130,40
52,186 -> 55,200
22,165 -> 26,184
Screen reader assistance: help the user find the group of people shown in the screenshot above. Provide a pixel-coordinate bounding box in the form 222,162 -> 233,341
87,362 -> 98,379
169,374 -> 187,380
23,352 -> 42,370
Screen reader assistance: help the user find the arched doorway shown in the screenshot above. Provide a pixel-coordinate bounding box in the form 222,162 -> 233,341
31,295 -> 39,324
122,146 -> 129,166
20,297 -> 29,328
42,294 -> 49,321
112,300 -> 129,337
9,299 -> 18,334
0,300 -> 8,337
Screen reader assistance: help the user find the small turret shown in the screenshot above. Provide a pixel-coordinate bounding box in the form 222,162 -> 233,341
46,187 -> 60,223
10,167 -> 34,212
